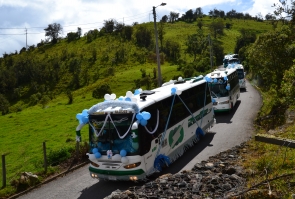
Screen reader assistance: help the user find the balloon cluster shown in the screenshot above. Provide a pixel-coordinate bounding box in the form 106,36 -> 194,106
91,148 -> 129,163
104,93 -> 116,101
92,148 -> 101,158
136,111 -> 151,126
76,109 -> 89,124
116,91 -> 138,102
134,88 -> 142,95
171,87 -> 182,95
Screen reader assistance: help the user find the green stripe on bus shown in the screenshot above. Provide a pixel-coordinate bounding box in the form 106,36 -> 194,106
89,167 -> 145,176
214,109 -> 230,112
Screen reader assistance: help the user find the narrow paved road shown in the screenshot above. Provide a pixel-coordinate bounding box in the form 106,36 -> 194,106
16,80 -> 261,199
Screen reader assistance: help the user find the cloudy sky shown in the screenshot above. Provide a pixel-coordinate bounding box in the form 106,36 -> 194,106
0,0 -> 280,57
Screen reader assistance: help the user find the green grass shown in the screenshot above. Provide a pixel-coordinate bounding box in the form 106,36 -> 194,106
0,16 -> 276,197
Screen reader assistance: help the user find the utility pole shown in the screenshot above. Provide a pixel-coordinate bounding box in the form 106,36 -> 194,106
153,3 -> 166,87
208,34 -> 213,69
25,28 -> 27,50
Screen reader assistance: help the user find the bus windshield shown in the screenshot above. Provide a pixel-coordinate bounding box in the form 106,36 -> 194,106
237,69 -> 244,79
209,83 -> 229,98
89,113 -> 138,155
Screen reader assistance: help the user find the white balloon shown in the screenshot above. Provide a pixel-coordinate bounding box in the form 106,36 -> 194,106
138,88 -> 143,92
126,91 -> 133,98
176,90 -> 182,95
113,154 -> 121,161
121,157 -> 129,164
178,77 -> 183,81
104,94 -> 111,100
110,93 -> 116,100
131,97 -> 137,102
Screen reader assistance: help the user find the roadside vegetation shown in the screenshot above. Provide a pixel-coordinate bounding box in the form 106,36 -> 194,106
1,1 -> 295,198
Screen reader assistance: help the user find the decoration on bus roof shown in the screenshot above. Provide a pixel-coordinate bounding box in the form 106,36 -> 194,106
76,109 -> 89,124
171,87 -> 182,95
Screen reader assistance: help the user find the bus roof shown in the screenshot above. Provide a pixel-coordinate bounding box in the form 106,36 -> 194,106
88,76 -> 207,114
205,67 -> 237,79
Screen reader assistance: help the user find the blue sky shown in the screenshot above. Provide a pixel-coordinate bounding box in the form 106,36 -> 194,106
0,0 -> 279,57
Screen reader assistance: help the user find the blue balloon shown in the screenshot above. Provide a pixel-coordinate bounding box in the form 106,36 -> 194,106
125,97 -> 131,101
82,116 -> 89,124
82,109 -> 88,116
136,113 -> 143,120
226,85 -> 230,90
171,88 -> 176,94
134,89 -> 140,95
140,119 -> 147,126
213,78 -> 217,83
92,148 -> 98,153
207,77 -> 212,82
224,76 -> 228,81
118,97 -> 123,101
120,149 -> 127,157
142,112 -> 151,120
212,98 -> 216,103
95,152 -> 101,158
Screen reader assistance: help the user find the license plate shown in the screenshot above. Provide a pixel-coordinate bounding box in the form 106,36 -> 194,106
108,176 -> 116,180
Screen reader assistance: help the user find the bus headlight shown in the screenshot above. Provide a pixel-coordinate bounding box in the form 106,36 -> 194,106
91,173 -> 98,178
219,100 -> 229,104
90,161 -> 100,167
123,162 -> 141,169
129,176 -> 138,181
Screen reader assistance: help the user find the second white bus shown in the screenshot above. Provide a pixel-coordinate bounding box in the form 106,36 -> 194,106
205,67 -> 240,112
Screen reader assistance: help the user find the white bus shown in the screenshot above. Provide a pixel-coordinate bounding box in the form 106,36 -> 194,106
205,67 -> 240,112
75,76 -> 215,181
227,64 -> 246,90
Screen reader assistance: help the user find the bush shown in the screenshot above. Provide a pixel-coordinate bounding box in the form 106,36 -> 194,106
47,147 -> 71,166
92,83 -> 112,99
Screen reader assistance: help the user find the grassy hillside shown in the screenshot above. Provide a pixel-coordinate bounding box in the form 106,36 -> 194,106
0,17 -> 275,197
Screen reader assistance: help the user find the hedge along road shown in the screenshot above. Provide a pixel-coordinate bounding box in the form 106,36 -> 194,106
15,79 -> 262,199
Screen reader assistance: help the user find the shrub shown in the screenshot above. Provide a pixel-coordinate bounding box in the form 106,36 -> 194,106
92,83 -> 112,99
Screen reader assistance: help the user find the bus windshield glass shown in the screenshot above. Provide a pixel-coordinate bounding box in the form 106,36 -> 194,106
209,82 -> 229,98
89,113 -> 138,155
237,69 -> 244,79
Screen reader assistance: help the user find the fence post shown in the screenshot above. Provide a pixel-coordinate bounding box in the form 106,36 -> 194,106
43,142 -> 47,173
2,154 -> 6,188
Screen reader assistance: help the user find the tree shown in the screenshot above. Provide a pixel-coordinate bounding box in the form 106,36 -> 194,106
134,25 -> 152,48
122,25 -> 133,41
208,19 -> 224,38
169,12 -> 179,23
158,21 -> 165,48
246,25 -> 295,89
273,0 -> 295,25
44,23 -> 63,44
77,27 -> 82,38
0,94 -> 10,115
161,15 -> 168,22
194,7 -> 203,18
234,29 -> 256,55
185,30 -> 208,61
184,9 -> 194,22
103,19 -> 116,33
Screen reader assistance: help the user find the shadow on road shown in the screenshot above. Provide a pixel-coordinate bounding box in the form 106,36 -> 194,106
78,132 -> 216,199
214,100 -> 241,124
